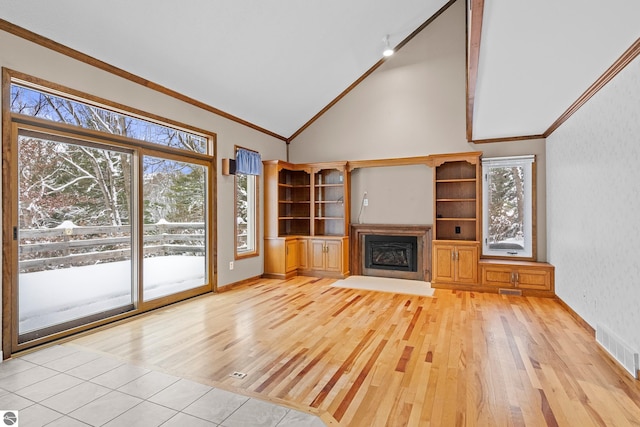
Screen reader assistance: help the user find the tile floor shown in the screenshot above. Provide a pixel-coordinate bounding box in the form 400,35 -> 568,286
0,345 -> 325,427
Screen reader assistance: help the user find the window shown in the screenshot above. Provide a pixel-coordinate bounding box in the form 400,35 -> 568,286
235,147 -> 259,258
482,155 -> 535,259
10,83 -> 209,154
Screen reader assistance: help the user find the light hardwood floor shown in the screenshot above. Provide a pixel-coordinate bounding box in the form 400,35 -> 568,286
68,276 -> 640,426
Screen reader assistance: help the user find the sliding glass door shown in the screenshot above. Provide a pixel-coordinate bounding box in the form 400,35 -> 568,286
17,131 -> 135,343
12,128 -> 212,348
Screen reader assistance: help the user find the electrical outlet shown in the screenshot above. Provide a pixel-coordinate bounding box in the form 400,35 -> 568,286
363,198 -> 369,206
229,261 -> 234,270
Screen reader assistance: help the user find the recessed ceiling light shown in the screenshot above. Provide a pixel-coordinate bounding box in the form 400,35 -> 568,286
382,34 -> 394,57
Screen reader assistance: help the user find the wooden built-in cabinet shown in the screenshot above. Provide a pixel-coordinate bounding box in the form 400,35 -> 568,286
263,160 -> 350,279
264,237 -> 300,278
427,152 -> 554,297
430,152 -> 482,288
479,260 -> 554,296
432,241 -> 479,285
263,153 -> 555,297
306,237 -> 348,275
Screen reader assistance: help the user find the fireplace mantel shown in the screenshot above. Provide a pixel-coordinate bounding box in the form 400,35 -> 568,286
350,224 -> 432,281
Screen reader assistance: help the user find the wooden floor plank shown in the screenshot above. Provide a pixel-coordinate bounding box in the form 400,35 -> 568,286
65,277 -> 640,426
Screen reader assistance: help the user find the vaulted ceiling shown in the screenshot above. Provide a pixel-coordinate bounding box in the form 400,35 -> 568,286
471,0 -> 640,141
2,0 -> 639,142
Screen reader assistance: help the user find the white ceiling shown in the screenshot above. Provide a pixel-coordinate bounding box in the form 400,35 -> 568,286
0,0 -> 448,139
1,0 -> 639,141
473,0 -> 640,140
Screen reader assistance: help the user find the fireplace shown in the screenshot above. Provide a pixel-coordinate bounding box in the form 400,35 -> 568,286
364,235 -> 418,272
351,224 -> 432,281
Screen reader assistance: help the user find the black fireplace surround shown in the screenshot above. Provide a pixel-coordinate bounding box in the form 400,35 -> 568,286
364,235 -> 418,273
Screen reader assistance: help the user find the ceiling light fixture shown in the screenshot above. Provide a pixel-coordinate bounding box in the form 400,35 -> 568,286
382,34 -> 394,57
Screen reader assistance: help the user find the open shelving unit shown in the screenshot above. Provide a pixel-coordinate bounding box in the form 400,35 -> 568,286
263,160 -> 350,279
434,159 -> 480,241
313,168 -> 346,236
278,168 -> 311,236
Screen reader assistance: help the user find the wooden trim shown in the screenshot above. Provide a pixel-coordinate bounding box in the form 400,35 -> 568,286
265,153 -> 482,176
544,37 -> 640,137
347,156 -> 432,171
13,115 -> 213,163
2,69 -> 14,359
216,275 -> 263,293
471,134 -> 545,144
466,0 -> 484,142
288,0 -> 458,142
347,152 -> 482,171
427,150 -> 482,167
0,20 -> 286,142
554,295 -> 595,337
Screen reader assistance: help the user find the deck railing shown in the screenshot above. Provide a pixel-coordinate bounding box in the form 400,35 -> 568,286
19,220 -> 205,272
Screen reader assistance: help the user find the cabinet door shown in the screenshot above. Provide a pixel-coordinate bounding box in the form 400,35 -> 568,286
297,239 -> 308,270
433,244 -> 455,283
324,240 -> 342,273
516,268 -> 551,290
455,245 -> 478,284
309,239 -> 326,270
285,239 -> 299,272
481,265 -> 513,288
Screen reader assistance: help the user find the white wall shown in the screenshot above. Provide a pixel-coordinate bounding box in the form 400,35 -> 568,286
0,29 -> 287,350
547,54 -> 640,353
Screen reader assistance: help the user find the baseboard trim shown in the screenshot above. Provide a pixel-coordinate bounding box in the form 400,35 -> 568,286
217,275 -> 262,293
554,295 -> 595,337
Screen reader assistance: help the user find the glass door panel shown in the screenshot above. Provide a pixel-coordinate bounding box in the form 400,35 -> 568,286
17,133 -> 134,342
142,156 -> 207,301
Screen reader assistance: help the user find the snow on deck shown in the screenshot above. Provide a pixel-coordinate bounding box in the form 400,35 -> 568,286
19,255 -> 206,333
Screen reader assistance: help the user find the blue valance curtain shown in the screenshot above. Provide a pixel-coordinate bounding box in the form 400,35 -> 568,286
236,148 -> 262,175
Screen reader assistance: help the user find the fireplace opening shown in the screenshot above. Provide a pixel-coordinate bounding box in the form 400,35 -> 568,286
364,235 -> 418,272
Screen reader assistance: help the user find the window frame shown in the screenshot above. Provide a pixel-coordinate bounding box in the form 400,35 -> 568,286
481,155 -> 536,260
234,146 -> 260,259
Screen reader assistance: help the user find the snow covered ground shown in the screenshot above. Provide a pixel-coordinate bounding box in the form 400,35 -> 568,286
19,255 -> 206,333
